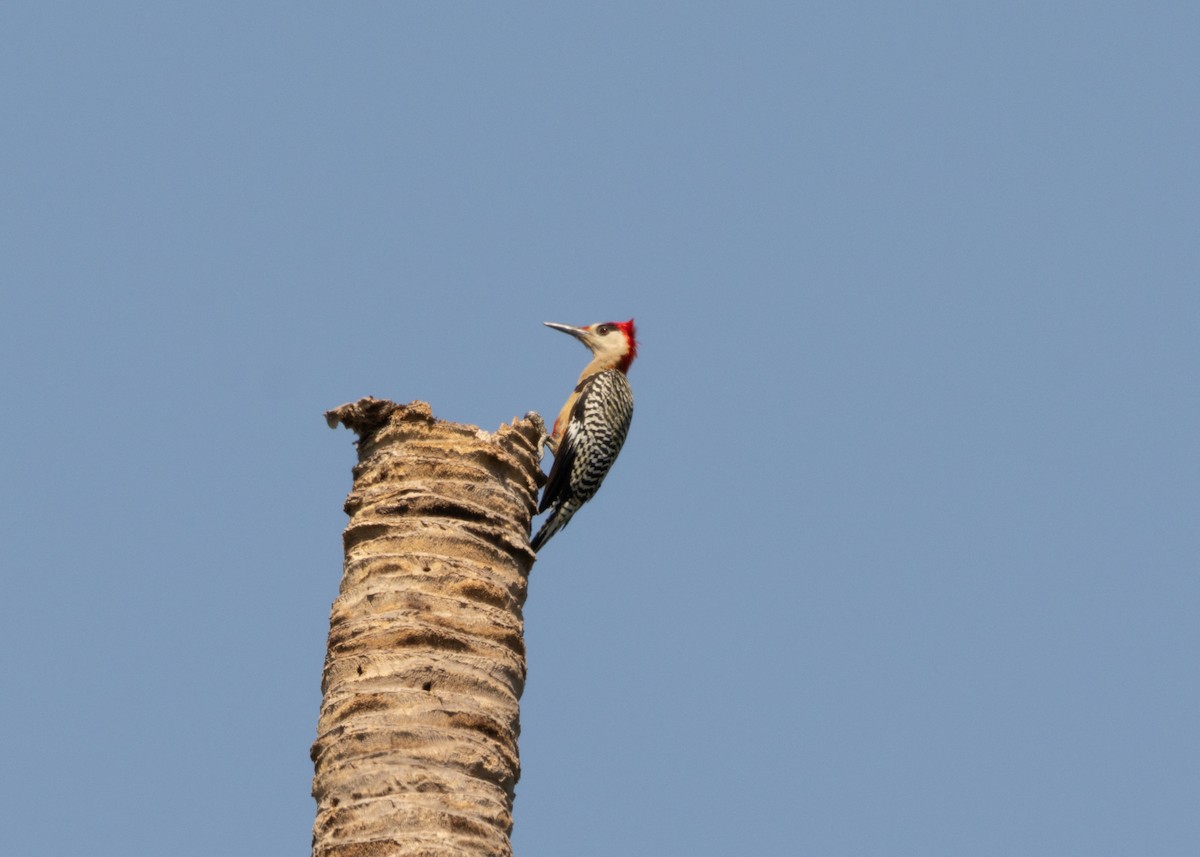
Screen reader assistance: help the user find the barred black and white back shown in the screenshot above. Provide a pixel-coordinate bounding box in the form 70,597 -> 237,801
530,368 -> 634,552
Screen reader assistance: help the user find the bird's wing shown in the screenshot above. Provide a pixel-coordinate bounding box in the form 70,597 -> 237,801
538,376 -> 593,513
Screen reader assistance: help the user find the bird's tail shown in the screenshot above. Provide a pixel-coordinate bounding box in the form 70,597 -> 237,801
530,500 -> 581,553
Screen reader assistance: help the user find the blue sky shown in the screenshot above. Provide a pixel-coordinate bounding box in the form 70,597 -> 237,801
3,3 -> 1197,855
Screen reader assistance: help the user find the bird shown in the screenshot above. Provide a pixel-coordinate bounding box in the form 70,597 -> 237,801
530,319 -> 637,552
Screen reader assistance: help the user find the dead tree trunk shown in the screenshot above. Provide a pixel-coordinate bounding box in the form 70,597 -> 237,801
312,398 -> 545,857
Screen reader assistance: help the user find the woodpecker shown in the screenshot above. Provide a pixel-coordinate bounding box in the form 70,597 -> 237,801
530,319 -> 637,552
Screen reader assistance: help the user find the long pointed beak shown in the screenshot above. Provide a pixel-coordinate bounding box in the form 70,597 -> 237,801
544,321 -> 588,342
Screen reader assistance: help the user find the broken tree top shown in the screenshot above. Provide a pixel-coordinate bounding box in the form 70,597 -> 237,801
325,397 -> 547,448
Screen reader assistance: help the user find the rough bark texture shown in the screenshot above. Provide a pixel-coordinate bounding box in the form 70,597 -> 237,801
312,399 -> 545,857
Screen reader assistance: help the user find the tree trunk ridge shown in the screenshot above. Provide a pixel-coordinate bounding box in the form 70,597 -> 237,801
312,399 -> 545,857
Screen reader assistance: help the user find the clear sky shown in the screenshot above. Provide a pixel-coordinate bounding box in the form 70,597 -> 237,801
3,3 -> 1197,855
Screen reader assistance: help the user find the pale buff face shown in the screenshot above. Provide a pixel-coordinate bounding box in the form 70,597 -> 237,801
575,322 -> 631,361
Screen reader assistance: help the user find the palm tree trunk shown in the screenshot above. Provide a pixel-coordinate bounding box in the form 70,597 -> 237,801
312,398 -> 544,857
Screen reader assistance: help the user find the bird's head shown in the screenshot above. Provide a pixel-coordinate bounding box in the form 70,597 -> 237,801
544,319 -> 638,373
